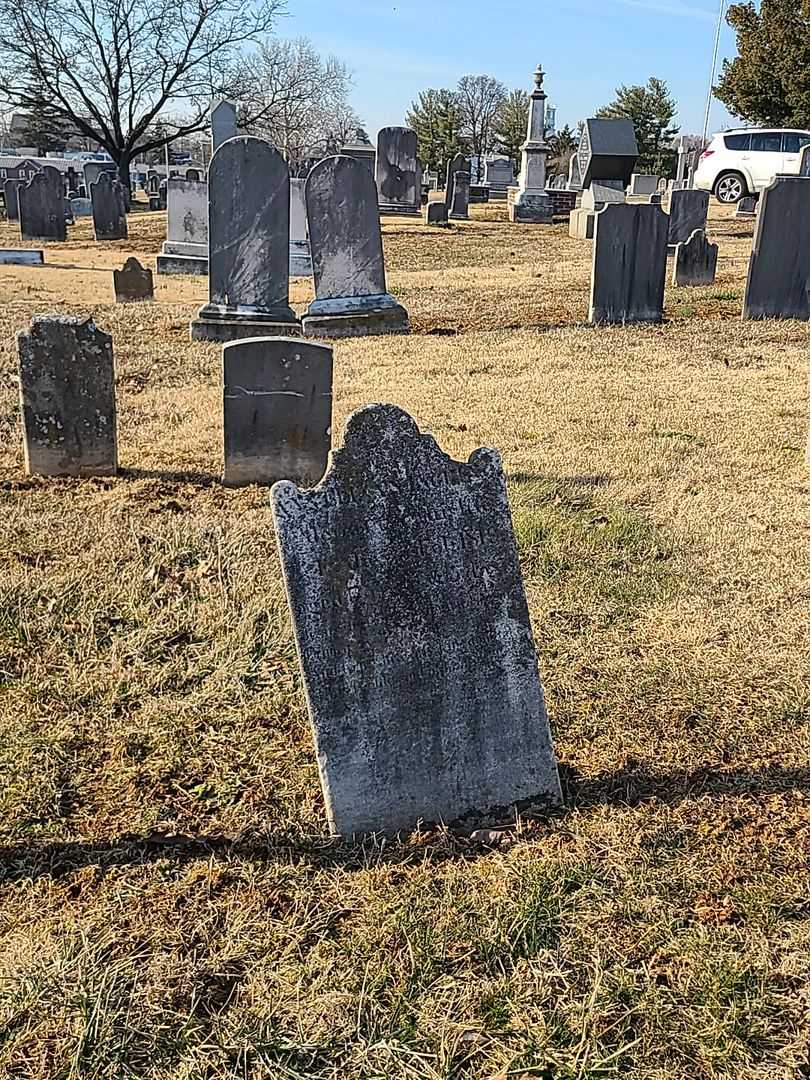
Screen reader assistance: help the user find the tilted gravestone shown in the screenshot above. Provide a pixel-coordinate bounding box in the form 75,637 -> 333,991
425,201 -> 449,226
211,98 -> 237,153
445,153 -> 469,210
449,170 -> 471,220
222,337 -> 332,487
672,229 -> 718,287
191,136 -> 299,342
271,404 -> 563,837
17,316 -> 117,476
303,155 -> 408,338
589,202 -> 668,325
113,257 -> 154,302
18,167 -> 66,242
157,178 -> 209,275
4,178 -> 20,221
667,188 -> 709,248
90,171 -> 128,241
578,118 -> 638,189
376,127 -> 421,215
289,177 -> 312,277
743,175 -> 810,320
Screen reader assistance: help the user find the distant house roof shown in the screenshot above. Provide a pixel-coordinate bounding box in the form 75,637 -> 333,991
0,154 -> 78,171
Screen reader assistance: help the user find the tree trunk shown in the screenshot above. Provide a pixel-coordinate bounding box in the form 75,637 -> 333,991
115,150 -> 132,210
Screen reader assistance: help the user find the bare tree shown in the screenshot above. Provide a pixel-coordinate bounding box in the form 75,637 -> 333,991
236,38 -> 361,171
456,74 -> 507,181
0,0 -> 284,187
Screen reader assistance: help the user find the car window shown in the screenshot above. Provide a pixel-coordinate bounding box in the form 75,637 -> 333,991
724,133 -> 750,151
750,132 -> 782,152
783,132 -> 810,153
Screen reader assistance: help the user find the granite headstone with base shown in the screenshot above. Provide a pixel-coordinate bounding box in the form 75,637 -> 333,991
425,201 -> 449,226
743,175 -> 810,320
672,229 -> 717,287
589,202 -> 668,324
222,337 -> 332,487
445,154 -> 469,211
376,127 -> 421,215
157,178 -> 209,275
270,404 -> 563,837
19,167 -> 66,242
17,315 -> 117,476
113,256 -> 154,302
302,155 -> 408,338
191,136 -> 299,342
449,170 -> 471,220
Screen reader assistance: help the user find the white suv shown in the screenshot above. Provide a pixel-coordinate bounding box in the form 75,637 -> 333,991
694,128 -> 810,202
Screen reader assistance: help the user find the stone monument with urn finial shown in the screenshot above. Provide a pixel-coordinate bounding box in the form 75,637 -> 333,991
508,64 -> 553,224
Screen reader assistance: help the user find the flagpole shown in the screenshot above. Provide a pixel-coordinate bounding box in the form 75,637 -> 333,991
702,0 -> 726,146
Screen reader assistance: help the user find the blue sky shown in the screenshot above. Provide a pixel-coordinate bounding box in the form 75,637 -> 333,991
284,0 -> 737,138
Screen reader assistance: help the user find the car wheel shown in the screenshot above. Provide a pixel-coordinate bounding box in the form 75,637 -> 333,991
714,172 -> 747,203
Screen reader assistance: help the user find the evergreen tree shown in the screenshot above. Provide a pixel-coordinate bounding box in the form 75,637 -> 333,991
715,0 -> 810,127
596,77 -> 679,173
494,89 -> 529,171
406,88 -> 464,174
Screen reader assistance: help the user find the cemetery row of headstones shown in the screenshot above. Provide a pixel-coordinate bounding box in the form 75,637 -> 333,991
15,313 -> 562,837
4,164 -> 128,247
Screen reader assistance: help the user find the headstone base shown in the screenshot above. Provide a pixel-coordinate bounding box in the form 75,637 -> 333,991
157,252 -> 209,276
191,305 -> 301,342
508,191 -> 553,224
302,294 -> 409,339
0,249 -> 44,265
378,203 -> 420,216
163,240 -> 207,258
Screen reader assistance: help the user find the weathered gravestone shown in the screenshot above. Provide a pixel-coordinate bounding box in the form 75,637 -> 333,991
449,170 -> 471,220
376,127 -> 421,215
630,174 -> 660,196
735,196 -> 757,218
484,157 -> 514,199
158,181 -> 167,211
4,178 -> 20,221
90,171 -> 128,240
19,167 -> 66,242
113,256 -> 154,302
672,229 -> 717,287
186,168 -> 201,182
667,188 -> 709,248
271,404 -> 563,836
289,177 -> 312,277
341,127 -> 376,174
425,201 -> 449,226
211,98 -> 237,153
83,161 -> 117,192
743,175 -> 810,320
157,178 -> 209,275
222,337 -> 332,487
589,202 -> 668,324
70,197 -> 93,217
578,118 -> 638,189
191,136 -> 298,342
302,155 -> 408,337
567,152 -> 582,191
445,153 -> 469,211
17,315 -> 117,476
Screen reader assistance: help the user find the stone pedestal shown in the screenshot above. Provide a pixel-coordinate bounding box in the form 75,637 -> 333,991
508,65 -> 553,224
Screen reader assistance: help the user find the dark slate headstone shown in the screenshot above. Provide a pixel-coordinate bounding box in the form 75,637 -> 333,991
302,155 -> 408,338
271,404 -> 563,837
90,171 -> 128,241
449,171 -> 471,220
743,175 -> 810,320
578,118 -> 638,188
376,127 -> 420,215
425,201 -> 449,226
589,202 -> 668,324
222,337 -> 332,487
735,196 -> 757,218
83,161 -> 117,191
113,257 -> 154,302
17,315 -> 117,476
445,153 -> 469,210
4,178 -> 20,221
18,167 -> 66,242
191,136 -> 298,342
667,188 -> 709,247
672,229 -> 718,286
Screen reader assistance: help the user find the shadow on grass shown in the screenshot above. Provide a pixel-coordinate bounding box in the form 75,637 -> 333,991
120,467 -> 221,486
3,764 -> 810,884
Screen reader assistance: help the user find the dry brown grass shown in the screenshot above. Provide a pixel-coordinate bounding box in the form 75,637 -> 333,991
0,202 -> 809,1079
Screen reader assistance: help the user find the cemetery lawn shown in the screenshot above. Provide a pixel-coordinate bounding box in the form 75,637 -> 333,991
1,202 -> 810,1080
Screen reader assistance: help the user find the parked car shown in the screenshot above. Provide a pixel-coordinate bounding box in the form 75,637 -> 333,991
694,128 -> 810,203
